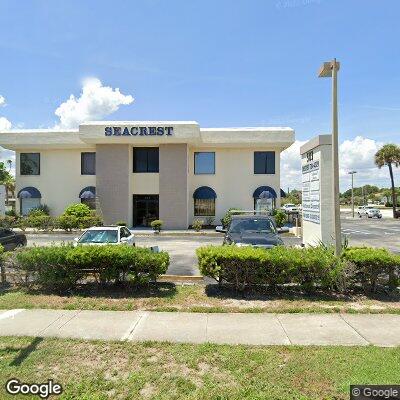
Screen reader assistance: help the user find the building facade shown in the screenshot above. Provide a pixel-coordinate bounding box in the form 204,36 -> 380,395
0,121 -> 294,229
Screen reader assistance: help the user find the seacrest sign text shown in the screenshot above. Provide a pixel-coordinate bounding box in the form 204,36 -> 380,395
105,126 -> 174,136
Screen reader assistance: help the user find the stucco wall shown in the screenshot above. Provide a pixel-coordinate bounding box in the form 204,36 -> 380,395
188,147 -> 281,225
159,144 -> 189,229
96,144 -> 131,225
15,149 -> 95,216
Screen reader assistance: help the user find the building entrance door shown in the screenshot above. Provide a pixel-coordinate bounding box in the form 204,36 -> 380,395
133,195 -> 159,227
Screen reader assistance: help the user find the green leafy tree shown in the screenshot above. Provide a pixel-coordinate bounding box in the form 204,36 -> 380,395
375,144 -> 400,218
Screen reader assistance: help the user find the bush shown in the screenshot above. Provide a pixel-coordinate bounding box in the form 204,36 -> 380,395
197,245 -> 400,293
116,221 -> 127,226
0,216 -> 16,229
221,208 -> 241,229
5,209 -> 17,217
197,245 -> 339,291
14,245 -> 82,291
79,214 -> 103,229
151,219 -> 163,233
192,219 -> 203,232
28,204 -> 50,216
273,209 -> 287,228
342,247 -> 400,292
12,245 -> 170,290
64,203 -> 92,219
55,215 -> 79,232
14,218 -> 27,232
26,215 -> 54,231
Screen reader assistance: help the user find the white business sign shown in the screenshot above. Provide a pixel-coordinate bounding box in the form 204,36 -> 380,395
301,160 -> 320,224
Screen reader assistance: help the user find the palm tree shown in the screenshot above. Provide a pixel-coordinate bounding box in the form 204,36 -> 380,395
375,144 -> 400,218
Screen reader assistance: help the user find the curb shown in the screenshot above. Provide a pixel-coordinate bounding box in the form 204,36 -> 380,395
159,275 -> 204,282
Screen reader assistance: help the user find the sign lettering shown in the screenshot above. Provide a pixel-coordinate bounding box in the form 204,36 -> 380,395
105,126 -> 174,137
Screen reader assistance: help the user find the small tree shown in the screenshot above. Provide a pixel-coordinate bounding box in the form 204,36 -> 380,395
375,144 -> 400,218
274,209 -> 287,228
151,219 -> 163,233
64,203 -> 91,219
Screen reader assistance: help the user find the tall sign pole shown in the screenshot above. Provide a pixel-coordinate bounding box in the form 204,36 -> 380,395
349,171 -> 357,218
318,59 -> 341,255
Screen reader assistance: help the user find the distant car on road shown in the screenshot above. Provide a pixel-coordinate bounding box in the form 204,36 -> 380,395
281,203 -> 299,213
357,206 -> 382,219
74,226 -> 135,246
0,228 -> 27,251
217,215 -> 287,248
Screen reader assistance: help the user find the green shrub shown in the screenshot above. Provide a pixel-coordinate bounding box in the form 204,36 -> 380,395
64,203 -> 92,219
197,245 -> 338,291
5,209 -> 17,217
116,221 -> 127,226
55,215 -> 79,232
79,214 -> 103,229
192,219 -> 203,232
151,219 -> 163,233
26,215 -> 54,231
342,247 -> 400,292
28,204 -> 50,216
12,245 -> 169,291
14,245 -> 82,291
14,218 -> 27,231
221,208 -> 242,229
273,209 -> 287,228
0,216 -> 16,229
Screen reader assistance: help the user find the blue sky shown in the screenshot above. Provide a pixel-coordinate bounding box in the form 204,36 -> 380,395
0,0 -> 399,189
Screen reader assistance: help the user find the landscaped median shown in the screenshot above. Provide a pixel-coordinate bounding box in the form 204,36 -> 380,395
0,244 -> 399,314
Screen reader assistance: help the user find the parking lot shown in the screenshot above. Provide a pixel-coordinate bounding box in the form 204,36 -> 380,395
25,216 -> 399,276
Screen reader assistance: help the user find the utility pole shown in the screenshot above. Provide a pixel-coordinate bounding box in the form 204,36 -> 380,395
348,171 -> 357,218
318,59 -> 341,255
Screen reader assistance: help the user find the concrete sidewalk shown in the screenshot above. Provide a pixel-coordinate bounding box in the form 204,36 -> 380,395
0,309 -> 399,347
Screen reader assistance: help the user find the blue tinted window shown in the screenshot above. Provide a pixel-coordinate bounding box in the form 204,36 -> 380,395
194,152 -> 215,174
133,148 -> 159,172
254,152 -> 275,174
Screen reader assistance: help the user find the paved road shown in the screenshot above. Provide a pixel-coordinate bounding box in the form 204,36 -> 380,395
0,308 -> 399,346
341,217 -> 400,253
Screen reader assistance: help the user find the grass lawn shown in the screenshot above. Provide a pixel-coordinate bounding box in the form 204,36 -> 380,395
0,337 -> 399,399
0,283 -> 399,314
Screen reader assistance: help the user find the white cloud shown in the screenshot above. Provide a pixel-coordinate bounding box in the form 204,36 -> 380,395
280,135 -> 400,192
54,77 -> 134,129
0,95 -> 5,107
0,117 -> 12,131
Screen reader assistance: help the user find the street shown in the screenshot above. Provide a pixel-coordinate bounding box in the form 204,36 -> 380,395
25,216 -> 399,276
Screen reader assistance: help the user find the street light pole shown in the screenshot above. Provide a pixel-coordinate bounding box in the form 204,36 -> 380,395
318,58 -> 341,255
348,171 -> 357,218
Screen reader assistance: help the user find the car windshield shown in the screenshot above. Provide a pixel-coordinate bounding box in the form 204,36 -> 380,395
78,230 -> 118,244
229,218 -> 276,234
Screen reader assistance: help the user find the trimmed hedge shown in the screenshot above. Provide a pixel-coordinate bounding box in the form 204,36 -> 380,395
11,245 -> 169,291
197,245 -> 399,293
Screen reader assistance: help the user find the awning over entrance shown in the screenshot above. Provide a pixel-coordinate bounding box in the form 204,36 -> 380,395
193,186 -> 217,199
79,186 -> 96,199
17,187 -> 42,199
253,186 -> 277,199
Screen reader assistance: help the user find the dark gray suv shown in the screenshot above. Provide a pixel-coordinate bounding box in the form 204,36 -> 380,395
218,215 -> 286,248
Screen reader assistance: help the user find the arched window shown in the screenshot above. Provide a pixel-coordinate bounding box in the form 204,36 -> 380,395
17,187 -> 42,215
79,186 -> 96,210
253,186 -> 277,211
193,186 -> 217,216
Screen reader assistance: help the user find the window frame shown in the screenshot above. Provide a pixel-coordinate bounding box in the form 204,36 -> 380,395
20,153 -> 40,176
194,152 -> 215,175
132,147 -> 159,173
254,151 -> 275,175
81,152 -> 96,175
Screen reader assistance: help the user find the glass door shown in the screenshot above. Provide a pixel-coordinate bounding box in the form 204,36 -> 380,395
133,195 -> 159,227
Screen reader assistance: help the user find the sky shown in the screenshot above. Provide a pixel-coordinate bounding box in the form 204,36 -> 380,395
0,0 -> 399,191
